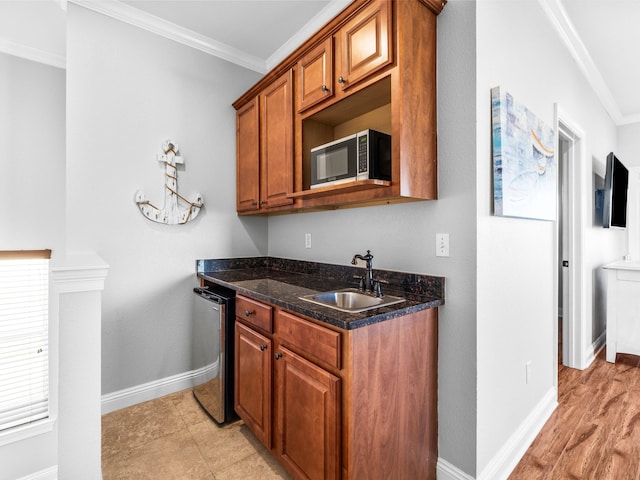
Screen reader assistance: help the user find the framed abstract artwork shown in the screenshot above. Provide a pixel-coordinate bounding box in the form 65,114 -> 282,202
491,87 -> 556,221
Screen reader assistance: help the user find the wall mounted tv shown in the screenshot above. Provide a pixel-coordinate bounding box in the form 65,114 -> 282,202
602,152 -> 629,229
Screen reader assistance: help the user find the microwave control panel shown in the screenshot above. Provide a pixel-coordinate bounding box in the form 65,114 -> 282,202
358,134 -> 369,175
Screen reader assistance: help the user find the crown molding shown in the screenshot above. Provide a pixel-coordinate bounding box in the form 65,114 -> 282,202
0,38 -> 65,69
69,0 -> 268,74
537,0 -> 630,125
617,113 -> 640,127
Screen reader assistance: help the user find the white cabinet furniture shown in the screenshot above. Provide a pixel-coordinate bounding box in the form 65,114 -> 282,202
604,260 -> 640,363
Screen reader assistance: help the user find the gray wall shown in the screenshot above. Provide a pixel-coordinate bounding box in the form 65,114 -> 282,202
66,4 -> 266,395
0,52 -> 64,480
0,52 -> 66,252
618,123 -> 640,167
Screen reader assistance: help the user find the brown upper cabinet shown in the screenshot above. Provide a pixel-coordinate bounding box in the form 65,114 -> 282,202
297,38 -> 334,113
233,0 -> 446,215
235,97 -> 260,212
236,70 -> 294,213
297,0 -> 391,113
336,0 -> 392,93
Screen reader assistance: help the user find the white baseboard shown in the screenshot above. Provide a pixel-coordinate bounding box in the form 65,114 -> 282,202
437,458 -> 475,480
581,330 -> 606,370
16,466 -> 58,480
101,362 -> 218,415
476,387 -> 557,480
437,388 -> 557,480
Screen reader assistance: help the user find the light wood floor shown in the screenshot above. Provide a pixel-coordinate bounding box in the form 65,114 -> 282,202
102,389 -> 292,480
509,349 -> 640,479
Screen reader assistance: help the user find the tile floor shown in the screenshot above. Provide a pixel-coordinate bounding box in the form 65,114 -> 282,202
102,389 -> 293,480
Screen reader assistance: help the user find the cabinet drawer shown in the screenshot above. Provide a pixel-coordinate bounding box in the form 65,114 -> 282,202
276,310 -> 341,369
236,295 -> 273,333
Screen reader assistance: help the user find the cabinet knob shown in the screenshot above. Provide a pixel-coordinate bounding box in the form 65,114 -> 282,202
251,201 -> 257,206
259,200 -> 266,205
321,85 -> 329,92
274,353 -> 283,360
244,310 -> 253,317
260,344 -> 267,351
338,76 -> 346,84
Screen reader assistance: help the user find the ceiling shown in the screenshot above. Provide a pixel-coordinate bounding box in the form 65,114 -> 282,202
0,0 -> 639,125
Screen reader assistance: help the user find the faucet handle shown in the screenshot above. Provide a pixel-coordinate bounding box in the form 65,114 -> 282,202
353,275 -> 365,291
373,279 -> 388,298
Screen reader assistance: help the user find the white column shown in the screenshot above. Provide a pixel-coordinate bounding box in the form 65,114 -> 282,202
52,253 -> 109,480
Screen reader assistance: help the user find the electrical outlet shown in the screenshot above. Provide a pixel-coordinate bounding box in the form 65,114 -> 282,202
435,233 -> 450,257
305,233 -> 312,249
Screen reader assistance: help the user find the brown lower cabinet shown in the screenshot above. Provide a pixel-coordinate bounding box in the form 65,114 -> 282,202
234,294 -> 438,480
275,346 -> 341,480
234,321 -> 273,447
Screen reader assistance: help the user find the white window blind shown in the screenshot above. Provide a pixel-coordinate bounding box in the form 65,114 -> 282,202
0,250 -> 50,432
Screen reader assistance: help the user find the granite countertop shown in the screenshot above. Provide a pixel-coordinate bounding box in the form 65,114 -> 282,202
196,257 -> 444,330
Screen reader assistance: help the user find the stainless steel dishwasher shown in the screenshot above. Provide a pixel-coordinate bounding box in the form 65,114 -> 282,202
192,286 -> 237,425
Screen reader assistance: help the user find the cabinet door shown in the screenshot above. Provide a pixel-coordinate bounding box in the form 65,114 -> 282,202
234,321 -> 272,448
338,0 -> 392,90
236,98 -> 260,212
297,37 -> 334,112
260,69 -> 294,209
274,346 -> 341,480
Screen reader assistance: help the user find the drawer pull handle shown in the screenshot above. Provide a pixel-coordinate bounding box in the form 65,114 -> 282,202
274,353 -> 283,360
244,310 -> 253,317
260,344 -> 267,351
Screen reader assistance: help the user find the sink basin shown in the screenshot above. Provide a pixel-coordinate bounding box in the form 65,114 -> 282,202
300,288 -> 405,313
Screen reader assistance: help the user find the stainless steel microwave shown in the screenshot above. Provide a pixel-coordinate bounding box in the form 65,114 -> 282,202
310,129 -> 391,189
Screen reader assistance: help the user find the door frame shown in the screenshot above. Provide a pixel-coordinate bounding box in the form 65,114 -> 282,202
553,105 -> 588,374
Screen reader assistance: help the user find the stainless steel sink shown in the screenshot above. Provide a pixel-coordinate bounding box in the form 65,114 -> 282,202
299,288 -> 405,313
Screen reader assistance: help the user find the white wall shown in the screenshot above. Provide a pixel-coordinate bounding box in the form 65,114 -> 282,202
268,1 -> 479,476
618,123 -> 640,168
0,53 -> 64,480
619,123 -> 640,260
476,1 -> 620,477
66,4 -> 266,396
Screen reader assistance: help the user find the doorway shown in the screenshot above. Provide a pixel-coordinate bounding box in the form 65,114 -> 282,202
558,134 -> 570,366
554,106 -> 587,376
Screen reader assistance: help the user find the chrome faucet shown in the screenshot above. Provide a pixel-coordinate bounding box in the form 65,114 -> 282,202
351,250 -> 374,293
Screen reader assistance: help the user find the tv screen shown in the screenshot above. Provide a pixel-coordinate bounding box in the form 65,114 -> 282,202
603,152 -> 629,229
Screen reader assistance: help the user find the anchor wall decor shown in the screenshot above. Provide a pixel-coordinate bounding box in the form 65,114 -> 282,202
135,140 -> 203,225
